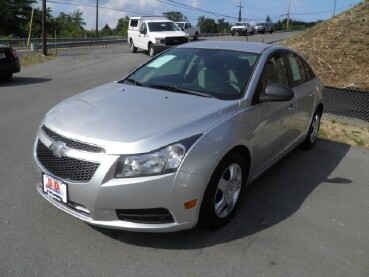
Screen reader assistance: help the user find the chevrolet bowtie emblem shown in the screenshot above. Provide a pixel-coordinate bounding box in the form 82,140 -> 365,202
50,141 -> 68,158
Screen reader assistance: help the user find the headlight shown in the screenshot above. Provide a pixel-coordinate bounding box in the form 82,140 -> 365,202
155,38 -> 165,44
115,135 -> 201,178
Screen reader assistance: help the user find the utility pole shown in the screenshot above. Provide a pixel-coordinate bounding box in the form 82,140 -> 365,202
286,0 -> 291,30
96,0 -> 99,37
27,6 -> 35,47
333,0 -> 337,17
42,0 -> 47,56
237,0 -> 243,22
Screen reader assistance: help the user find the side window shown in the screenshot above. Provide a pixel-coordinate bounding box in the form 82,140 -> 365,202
130,19 -> 138,27
302,60 -> 315,81
185,23 -> 190,29
259,53 -> 289,93
140,23 -> 147,33
287,53 -> 307,86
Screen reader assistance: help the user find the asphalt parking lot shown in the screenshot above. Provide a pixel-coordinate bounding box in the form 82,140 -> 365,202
0,36 -> 368,276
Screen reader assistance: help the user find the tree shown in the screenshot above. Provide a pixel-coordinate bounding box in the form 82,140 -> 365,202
114,16 -> 130,37
53,10 -> 86,38
100,24 -> 113,37
266,15 -> 271,22
163,11 -> 188,22
0,0 -> 36,36
217,18 -> 231,33
197,16 -> 217,33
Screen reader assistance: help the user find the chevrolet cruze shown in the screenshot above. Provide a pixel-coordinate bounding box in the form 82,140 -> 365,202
34,41 -> 323,232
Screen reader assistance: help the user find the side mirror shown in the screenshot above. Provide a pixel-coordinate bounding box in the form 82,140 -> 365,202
140,30 -> 147,35
259,83 -> 294,102
181,27 -> 185,31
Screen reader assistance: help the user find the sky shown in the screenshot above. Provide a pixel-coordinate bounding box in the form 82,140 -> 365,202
36,0 -> 364,30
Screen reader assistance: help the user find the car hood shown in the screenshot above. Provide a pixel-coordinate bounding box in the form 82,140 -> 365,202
43,82 -> 239,154
150,31 -> 187,37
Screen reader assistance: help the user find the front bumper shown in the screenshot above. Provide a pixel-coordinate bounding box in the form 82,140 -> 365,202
34,134 -> 210,232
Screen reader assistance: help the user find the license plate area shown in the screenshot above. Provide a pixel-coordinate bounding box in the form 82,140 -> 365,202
43,174 -> 68,204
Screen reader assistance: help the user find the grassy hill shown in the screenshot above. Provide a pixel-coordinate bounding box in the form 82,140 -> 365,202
283,0 -> 369,91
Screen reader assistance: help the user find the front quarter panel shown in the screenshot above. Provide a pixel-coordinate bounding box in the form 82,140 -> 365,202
179,103 -> 259,179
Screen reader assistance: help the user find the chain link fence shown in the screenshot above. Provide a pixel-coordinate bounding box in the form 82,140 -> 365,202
322,86 -> 369,128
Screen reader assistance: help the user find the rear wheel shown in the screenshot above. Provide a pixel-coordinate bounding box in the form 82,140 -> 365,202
199,151 -> 248,228
194,32 -> 198,40
302,108 -> 322,149
130,39 -> 137,53
269,28 -> 274,34
1,73 -> 13,80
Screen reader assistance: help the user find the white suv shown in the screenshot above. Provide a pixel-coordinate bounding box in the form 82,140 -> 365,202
128,16 -> 189,57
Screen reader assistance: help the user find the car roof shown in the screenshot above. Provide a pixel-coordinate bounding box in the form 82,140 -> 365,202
177,41 -> 274,54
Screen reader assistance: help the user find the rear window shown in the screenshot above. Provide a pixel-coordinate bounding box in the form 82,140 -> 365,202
130,19 -> 138,27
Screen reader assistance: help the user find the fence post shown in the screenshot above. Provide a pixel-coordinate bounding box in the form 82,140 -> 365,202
30,43 -> 38,53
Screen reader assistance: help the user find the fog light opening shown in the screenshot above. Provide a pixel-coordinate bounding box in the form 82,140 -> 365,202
184,199 -> 198,209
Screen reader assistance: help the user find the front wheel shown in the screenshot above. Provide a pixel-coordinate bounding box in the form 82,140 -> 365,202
199,151 -> 248,228
148,43 -> 155,58
302,108 -> 322,149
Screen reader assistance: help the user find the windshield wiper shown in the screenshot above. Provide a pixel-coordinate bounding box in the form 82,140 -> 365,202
146,83 -> 215,98
123,78 -> 145,87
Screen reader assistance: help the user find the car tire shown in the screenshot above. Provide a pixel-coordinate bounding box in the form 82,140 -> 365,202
231,32 -> 235,36
130,39 -> 137,53
302,108 -> 322,150
194,32 -> 198,40
269,28 -> 274,34
148,43 -> 155,58
199,151 -> 248,229
1,73 -> 13,80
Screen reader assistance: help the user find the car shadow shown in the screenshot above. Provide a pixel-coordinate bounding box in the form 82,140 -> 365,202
0,76 -> 51,87
92,139 -> 351,249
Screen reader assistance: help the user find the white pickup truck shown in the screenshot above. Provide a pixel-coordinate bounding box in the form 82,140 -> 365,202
174,22 -> 200,40
128,16 -> 189,57
231,22 -> 254,36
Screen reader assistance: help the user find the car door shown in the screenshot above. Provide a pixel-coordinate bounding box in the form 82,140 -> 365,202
286,52 -> 317,136
251,52 -> 300,172
138,22 -> 148,49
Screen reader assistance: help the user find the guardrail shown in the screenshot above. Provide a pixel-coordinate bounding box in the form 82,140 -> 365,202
0,37 -> 123,47
30,39 -> 128,53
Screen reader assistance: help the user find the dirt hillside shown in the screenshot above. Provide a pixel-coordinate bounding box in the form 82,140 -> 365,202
283,0 -> 369,91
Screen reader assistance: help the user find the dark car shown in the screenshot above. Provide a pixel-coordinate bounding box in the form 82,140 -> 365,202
0,44 -> 21,80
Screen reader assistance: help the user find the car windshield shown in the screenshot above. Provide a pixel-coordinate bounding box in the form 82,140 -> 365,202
122,48 -> 259,100
148,22 -> 180,32
256,23 -> 265,26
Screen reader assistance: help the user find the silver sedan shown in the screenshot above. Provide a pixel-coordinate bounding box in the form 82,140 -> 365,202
34,41 -> 323,232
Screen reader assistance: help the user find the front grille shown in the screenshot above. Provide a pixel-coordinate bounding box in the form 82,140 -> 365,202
116,208 -> 175,224
42,126 -> 105,153
36,140 -> 100,182
165,36 -> 187,46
